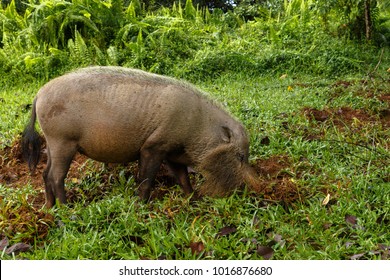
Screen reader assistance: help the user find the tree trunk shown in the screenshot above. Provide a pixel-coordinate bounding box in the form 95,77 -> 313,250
364,0 -> 372,41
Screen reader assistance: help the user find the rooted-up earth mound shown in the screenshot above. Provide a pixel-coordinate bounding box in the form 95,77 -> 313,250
1,137 -> 301,207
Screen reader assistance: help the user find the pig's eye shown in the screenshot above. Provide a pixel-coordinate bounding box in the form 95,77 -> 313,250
238,153 -> 245,162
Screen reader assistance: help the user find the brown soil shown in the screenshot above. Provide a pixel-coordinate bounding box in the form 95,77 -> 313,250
1,137 -> 302,244
1,137 -> 300,204
0,137 -> 184,206
332,80 -> 353,88
303,107 -> 375,127
379,109 -> 390,128
0,137 -> 188,243
251,155 -> 301,203
0,137 -> 91,243
378,93 -> 390,103
378,93 -> 390,128
303,105 -> 390,130
307,77 -> 390,129
0,136 -> 90,207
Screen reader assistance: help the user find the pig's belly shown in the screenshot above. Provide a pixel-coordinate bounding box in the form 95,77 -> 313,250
76,125 -> 146,163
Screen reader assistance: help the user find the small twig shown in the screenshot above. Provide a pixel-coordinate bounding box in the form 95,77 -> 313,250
364,48 -> 385,83
372,48 -> 385,74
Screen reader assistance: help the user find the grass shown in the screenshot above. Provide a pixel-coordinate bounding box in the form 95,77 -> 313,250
0,81 -> 43,148
1,68 -> 389,260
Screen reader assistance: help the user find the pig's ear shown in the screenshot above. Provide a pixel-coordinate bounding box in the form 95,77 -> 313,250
221,126 -> 232,143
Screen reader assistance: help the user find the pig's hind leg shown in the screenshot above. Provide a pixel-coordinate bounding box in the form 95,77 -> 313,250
165,161 -> 194,195
43,138 -> 77,207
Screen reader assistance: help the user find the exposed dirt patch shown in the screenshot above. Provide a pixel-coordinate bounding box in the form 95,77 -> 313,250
1,136 -> 46,208
0,137 -> 189,244
1,138 -> 302,206
378,93 -> 390,103
1,137 -> 303,244
303,107 -> 375,127
379,109 -> 390,128
1,204 -> 55,244
0,137 -> 182,207
0,137 -> 91,243
303,105 -> 390,130
251,155 -> 301,203
332,80 -> 353,88
255,155 -> 291,177
327,78 -> 390,129
0,136 -> 90,207
378,93 -> 390,128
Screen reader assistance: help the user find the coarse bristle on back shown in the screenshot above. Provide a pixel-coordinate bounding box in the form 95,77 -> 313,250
70,66 -> 226,111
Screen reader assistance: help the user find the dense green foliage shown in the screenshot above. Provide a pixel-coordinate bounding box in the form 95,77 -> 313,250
1,0 -> 389,82
0,0 -> 389,260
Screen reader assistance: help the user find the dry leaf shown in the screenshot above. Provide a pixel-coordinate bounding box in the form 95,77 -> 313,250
378,244 -> 390,251
189,241 -> 205,255
306,215 -> 312,225
241,238 -> 258,244
216,226 -> 237,237
0,237 -> 9,250
5,243 -> 31,255
350,252 -> 365,260
345,242 -> 354,248
260,136 -> 270,146
280,74 -> 288,79
345,214 -> 357,226
256,245 -> 274,260
273,234 -> 283,243
322,193 -> 330,206
323,223 -> 332,230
